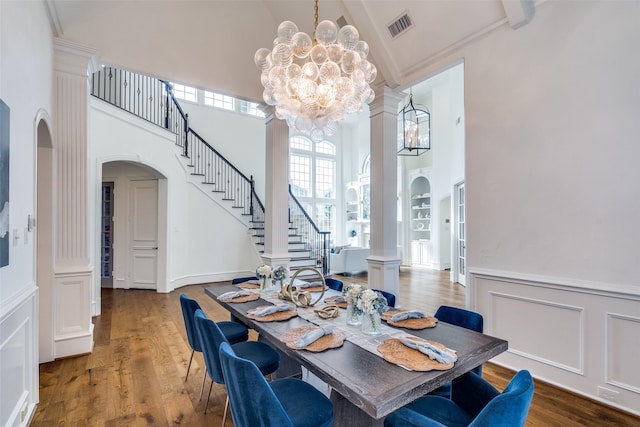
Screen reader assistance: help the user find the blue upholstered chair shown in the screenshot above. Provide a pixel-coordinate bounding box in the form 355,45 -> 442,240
372,289 -> 396,307
179,294 -> 248,383
219,341 -> 334,427
430,305 -> 483,398
229,276 -> 260,324
324,277 -> 344,292
384,370 -> 534,427
231,276 -> 258,284
194,309 -> 280,422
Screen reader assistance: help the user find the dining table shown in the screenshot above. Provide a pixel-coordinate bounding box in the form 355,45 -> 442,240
205,283 -> 508,427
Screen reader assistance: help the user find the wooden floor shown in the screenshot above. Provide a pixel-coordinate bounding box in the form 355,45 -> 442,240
31,267 -> 638,426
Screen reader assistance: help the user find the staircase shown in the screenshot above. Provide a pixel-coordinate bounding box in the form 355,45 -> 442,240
90,67 -> 329,275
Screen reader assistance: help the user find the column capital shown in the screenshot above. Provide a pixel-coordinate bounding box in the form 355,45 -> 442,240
260,105 -> 275,123
369,86 -> 405,117
54,38 -> 99,76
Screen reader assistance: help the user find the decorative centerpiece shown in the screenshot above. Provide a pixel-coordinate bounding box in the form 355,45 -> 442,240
272,265 -> 289,293
356,289 -> 388,335
256,265 -> 272,291
343,284 -> 366,326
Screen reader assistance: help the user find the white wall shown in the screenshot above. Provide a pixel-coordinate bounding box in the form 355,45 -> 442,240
89,99 -> 262,294
416,1 -> 640,414
0,1 -> 53,425
465,2 -> 640,286
180,100 -> 266,200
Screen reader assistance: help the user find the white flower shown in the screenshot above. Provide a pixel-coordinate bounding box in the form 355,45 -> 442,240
355,288 -> 388,315
343,283 -> 366,304
256,265 -> 272,278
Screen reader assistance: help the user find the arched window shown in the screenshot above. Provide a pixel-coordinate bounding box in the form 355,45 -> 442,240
289,136 -> 337,237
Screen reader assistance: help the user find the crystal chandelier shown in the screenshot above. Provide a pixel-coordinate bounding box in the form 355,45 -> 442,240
397,91 -> 430,156
254,0 -> 377,141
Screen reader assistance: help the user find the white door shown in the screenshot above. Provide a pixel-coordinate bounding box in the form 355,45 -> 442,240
129,180 -> 158,289
455,183 -> 466,286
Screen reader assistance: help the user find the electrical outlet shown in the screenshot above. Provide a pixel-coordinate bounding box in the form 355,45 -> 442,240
597,386 -> 622,403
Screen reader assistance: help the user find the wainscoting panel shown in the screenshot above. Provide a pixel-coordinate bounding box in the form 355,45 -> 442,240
606,313 -> 640,393
471,268 -> 640,416
0,287 -> 37,427
489,292 -> 584,373
54,271 -> 93,358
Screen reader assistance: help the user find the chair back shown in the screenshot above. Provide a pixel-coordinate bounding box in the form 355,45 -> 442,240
232,276 -> 258,284
194,309 -> 229,385
219,342 -> 294,427
372,289 -> 396,307
180,294 -> 203,352
434,305 -> 483,375
324,278 -> 343,292
469,370 -> 534,427
434,305 -> 483,332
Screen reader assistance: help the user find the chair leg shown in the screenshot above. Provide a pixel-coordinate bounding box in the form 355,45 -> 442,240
185,350 -> 194,382
221,396 -> 230,427
199,368 -> 208,401
204,381 -> 214,414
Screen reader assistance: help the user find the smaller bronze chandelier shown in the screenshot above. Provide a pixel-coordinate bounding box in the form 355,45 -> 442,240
397,92 -> 430,156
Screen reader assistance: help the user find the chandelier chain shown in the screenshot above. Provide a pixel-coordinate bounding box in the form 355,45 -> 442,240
313,0 -> 319,40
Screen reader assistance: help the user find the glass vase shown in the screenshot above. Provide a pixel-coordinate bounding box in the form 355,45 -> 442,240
260,277 -> 268,291
345,302 -> 362,326
361,312 -> 382,335
271,279 -> 282,294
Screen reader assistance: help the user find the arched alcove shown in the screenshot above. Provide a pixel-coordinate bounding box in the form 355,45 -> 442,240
35,113 -> 55,363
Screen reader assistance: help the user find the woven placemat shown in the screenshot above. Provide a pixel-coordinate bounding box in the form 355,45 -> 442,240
381,310 -> 438,330
236,282 -> 260,289
247,306 -> 298,322
280,326 -> 347,352
324,295 -> 348,308
378,337 -> 457,371
222,293 -> 260,303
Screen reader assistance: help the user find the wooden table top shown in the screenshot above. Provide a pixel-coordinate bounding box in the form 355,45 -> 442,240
205,284 -> 508,420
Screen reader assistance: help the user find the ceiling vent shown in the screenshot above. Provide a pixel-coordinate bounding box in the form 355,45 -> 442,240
387,11 -> 414,38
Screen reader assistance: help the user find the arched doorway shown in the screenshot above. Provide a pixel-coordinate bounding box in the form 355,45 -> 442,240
97,160 -> 168,294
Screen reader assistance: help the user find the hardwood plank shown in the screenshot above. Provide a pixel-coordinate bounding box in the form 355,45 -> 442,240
30,269 -> 639,426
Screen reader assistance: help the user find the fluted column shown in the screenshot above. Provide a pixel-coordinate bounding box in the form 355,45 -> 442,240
52,38 -> 97,357
261,107 -> 291,269
367,86 -> 404,304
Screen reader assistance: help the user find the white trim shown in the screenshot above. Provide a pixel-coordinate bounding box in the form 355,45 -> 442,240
605,312 -> 640,394
0,283 -> 37,324
91,99 -> 175,141
470,267 -> 640,299
488,290 -> 585,374
170,271 -> 253,290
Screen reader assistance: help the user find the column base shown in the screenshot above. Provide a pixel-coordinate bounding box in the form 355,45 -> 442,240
53,269 -> 94,358
366,256 -> 401,306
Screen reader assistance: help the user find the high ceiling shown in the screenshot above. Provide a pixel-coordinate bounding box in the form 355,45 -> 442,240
47,0 -> 532,102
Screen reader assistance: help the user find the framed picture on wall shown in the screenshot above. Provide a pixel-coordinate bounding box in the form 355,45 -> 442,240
0,98 -> 10,268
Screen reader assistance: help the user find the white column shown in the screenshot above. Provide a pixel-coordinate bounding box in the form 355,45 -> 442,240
52,38 -> 97,357
368,87 -> 404,304
261,108 -> 290,269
